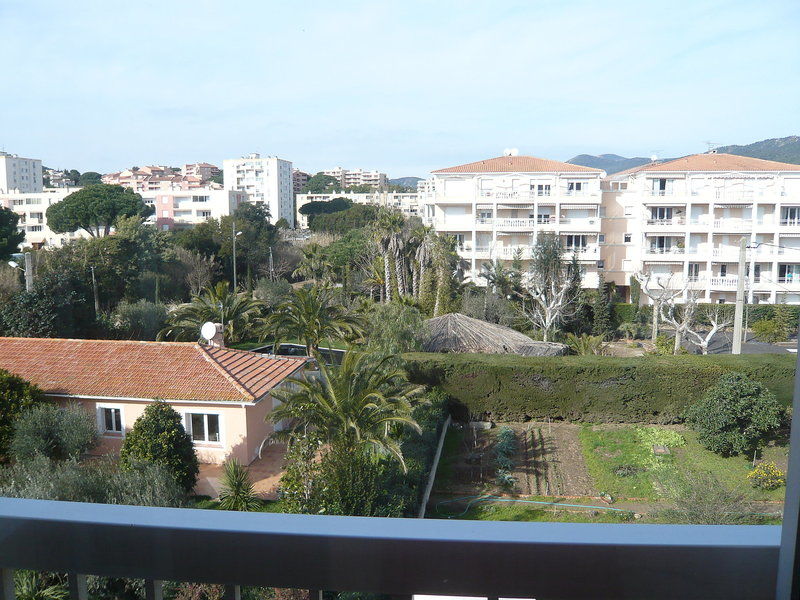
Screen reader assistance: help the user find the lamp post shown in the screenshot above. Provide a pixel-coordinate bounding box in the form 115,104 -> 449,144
7,252 -> 33,291
232,221 -> 243,290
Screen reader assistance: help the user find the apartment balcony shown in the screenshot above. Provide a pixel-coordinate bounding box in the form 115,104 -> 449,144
779,219 -> 800,228
643,246 -> 686,259
0,497 -> 783,600
564,245 -> 599,259
477,190 -> 601,202
712,218 -> 753,231
558,217 -> 601,231
644,217 -> 686,229
433,217 -> 474,231
494,217 -> 537,230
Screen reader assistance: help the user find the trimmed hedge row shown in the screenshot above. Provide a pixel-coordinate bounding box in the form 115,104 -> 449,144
613,302 -> 800,326
402,352 -> 796,424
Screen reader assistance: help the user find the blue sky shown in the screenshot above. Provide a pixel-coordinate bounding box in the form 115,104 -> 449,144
1,0 -> 798,177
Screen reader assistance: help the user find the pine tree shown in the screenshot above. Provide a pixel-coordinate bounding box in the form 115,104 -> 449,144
773,303 -> 795,341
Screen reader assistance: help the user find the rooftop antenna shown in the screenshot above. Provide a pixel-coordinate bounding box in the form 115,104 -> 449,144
502,148 -> 519,157
703,140 -> 720,153
648,149 -> 663,162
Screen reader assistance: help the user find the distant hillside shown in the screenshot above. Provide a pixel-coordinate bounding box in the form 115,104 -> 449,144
568,136 -> 800,174
715,136 -> 800,165
567,154 -> 652,174
389,176 -> 422,188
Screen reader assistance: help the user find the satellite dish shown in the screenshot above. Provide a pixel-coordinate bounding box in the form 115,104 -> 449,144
650,155 -> 658,162
503,148 -> 511,156
201,322 -> 217,341
510,148 -> 519,156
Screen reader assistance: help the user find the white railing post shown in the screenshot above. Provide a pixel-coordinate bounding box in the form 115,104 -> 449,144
0,569 -> 14,600
68,574 -> 88,600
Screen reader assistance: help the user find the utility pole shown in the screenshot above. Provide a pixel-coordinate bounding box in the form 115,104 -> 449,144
90,266 -> 100,315
732,236 -> 747,354
269,246 -> 274,281
23,252 -> 34,292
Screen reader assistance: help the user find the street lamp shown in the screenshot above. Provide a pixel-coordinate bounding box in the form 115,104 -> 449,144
232,227 -> 243,290
8,254 -> 33,291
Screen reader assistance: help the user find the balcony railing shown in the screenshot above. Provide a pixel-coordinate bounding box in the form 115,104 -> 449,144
646,218 -> 686,226
0,498 -> 781,600
713,218 -> 753,230
646,247 -> 686,255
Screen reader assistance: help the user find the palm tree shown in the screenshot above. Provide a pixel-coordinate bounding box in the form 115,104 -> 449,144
412,226 -> 436,300
433,234 -> 458,316
218,459 -> 262,511
261,286 -> 365,355
293,243 -> 332,285
373,210 -> 405,302
362,256 -> 387,302
479,261 -> 515,297
270,351 -> 423,470
158,281 -> 265,343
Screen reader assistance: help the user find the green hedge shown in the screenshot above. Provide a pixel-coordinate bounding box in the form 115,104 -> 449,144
612,302 -> 800,325
402,353 -> 796,424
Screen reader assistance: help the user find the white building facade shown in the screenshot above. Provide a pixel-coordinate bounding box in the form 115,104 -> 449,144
295,191 -> 419,228
0,152 -> 43,194
141,189 -> 249,231
223,154 -> 294,227
0,188 -> 88,248
601,153 -> 800,304
420,155 -> 605,287
322,167 -> 388,190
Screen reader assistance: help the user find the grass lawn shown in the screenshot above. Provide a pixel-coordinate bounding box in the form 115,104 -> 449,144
579,425 -> 789,502
434,497 -> 634,522
432,428 -> 464,491
579,425 -> 658,499
189,496 -> 287,512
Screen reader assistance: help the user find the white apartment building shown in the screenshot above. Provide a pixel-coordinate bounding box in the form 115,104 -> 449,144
420,154 -> 605,287
141,188 -> 249,231
223,154 -> 294,227
322,167 -> 388,190
295,191 -> 419,228
0,188 -> 88,248
601,152 -> 800,304
0,152 -> 43,194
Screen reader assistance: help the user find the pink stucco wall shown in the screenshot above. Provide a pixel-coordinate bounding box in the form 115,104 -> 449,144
57,396 -> 275,466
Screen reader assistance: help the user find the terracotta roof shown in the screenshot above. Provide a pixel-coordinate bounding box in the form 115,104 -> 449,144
0,337 -> 307,403
432,155 -> 603,174
636,153 -> 800,173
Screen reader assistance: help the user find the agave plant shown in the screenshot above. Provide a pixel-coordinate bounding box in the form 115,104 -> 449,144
14,571 -> 67,600
565,332 -> 608,356
218,459 -> 262,511
157,282 -> 265,343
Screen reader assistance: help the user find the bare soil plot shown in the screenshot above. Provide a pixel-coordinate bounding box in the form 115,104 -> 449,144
433,421 -> 593,497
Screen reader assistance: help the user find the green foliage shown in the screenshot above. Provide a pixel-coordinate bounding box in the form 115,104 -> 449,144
612,303 -> 637,326
752,319 -> 784,343
11,404 -> 98,461
159,282 -> 265,343
685,372 -> 784,456
309,204 -> 380,234
650,334 -> 685,355
77,171 -> 102,186
747,461 -> 786,490
592,273 -> 612,338
218,459 -> 262,511
629,276 -> 641,310
0,271 -> 96,338
773,303 -> 796,339
0,207 -> 25,260
119,401 -> 199,491
565,333 -> 607,355
302,173 -> 341,194
656,471 -> 759,525
253,278 -> 293,310
635,426 -> 685,448
298,197 -> 352,217
112,300 -> 168,340
263,286 -> 365,354
46,185 -> 149,236
0,369 -> 46,460
493,427 -> 517,486
364,302 -> 425,355
13,571 -> 67,600
0,454 -> 186,506
403,352 -> 796,423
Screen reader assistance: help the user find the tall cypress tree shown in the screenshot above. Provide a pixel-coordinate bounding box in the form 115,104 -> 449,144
593,272 -> 612,338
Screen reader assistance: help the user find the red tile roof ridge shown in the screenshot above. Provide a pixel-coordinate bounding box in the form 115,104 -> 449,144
0,336 -> 197,346
197,345 -> 258,402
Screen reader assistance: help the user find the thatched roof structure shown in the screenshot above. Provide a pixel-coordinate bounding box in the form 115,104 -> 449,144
422,313 -> 568,356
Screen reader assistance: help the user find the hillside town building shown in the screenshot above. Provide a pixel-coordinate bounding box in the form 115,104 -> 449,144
0,151 -> 42,194
223,153 -> 294,227
295,191 -> 419,228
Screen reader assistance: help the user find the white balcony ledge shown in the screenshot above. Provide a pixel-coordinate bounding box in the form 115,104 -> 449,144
0,498 -> 780,600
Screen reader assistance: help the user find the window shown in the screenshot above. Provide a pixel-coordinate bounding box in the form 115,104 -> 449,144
598,234 -> 606,244
624,233 -> 632,243
651,206 -> 673,220
102,407 -> 122,433
192,195 -> 209,203
624,205 -> 633,216
720,264 -> 727,278
566,181 -> 584,195
162,210 -> 169,218
564,234 -> 587,249
535,184 -> 551,196
688,263 -> 700,281
596,260 -> 605,269
187,413 -> 220,443
198,210 -> 212,218
478,210 -> 492,220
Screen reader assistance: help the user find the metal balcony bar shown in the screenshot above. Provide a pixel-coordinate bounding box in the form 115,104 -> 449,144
0,498 -> 781,600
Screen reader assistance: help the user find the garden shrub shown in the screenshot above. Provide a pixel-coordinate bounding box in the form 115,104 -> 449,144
685,372 -> 784,456
752,319 -> 785,343
612,303 -> 637,326
747,461 -> 786,490
11,403 -> 98,461
0,369 -> 45,461
403,352 -> 795,423
120,401 -> 199,491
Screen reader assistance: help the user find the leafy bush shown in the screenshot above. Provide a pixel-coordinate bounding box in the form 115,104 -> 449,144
685,372 -> 784,456
752,319 -> 784,343
495,469 -> 517,488
612,303 -> 638,326
13,570 -> 67,600
218,459 -> 262,511
565,333 -> 607,355
0,369 -> 45,461
119,401 -> 199,491
0,455 -> 185,506
747,461 -> 786,490
11,404 -> 98,461
403,353 -> 795,423
112,300 -> 168,340
635,426 -> 685,448
364,302 -> 425,355
657,471 -> 759,524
